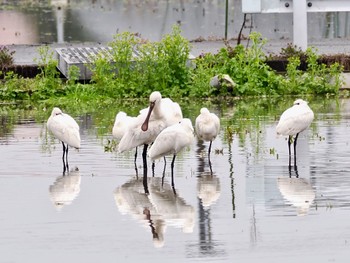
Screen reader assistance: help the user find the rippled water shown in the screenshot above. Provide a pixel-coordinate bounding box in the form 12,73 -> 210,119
1,97 -> 350,262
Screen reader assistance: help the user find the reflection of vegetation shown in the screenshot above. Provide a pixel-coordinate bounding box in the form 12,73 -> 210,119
219,96 -> 342,156
0,94 -> 343,156
0,115 -> 14,138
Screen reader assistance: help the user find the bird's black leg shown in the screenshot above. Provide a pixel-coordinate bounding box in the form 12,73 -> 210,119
208,140 -> 213,168
293,133 -> 299,168
134,146 -> 138,163
161,157 -> 167,187
288,135 -> 292,167
152,161 -> 155,177
171,154 -> 177,195
142,144 -> 149,194
294,165 -> 299,178
143,165 -> 149,195
62,142 -> 66,163
65,144 -> 69,172
134,147 -> 138,177
288,164 -> 292,178
62,142 -> 68,174
142,144 -> 148,171
209,160 -> 213,175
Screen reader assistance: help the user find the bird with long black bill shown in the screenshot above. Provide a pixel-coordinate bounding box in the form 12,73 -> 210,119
276,99 -> 314,167
118,91 -> 182,173
47,107 -> 81,173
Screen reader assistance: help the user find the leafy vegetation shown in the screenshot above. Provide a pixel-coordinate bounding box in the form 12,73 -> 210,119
0,26 -> 345,103
0,45 -> 15,71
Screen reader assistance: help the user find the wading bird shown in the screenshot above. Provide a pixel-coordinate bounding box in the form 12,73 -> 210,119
276,99 -> 314,167
118,91 -> 182,172
148,118 -> 194,193
195,108 -> 220,166
112,111 -> 136,139
47,107 -> 81,172
113,111 -> 139,172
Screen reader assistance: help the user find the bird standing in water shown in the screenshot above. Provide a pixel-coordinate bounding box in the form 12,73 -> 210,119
195,107 -> 220,167
276,99 -> 314,167
148,118 -> 194,193
118,91 -> 182,173
47,107 -> 81,173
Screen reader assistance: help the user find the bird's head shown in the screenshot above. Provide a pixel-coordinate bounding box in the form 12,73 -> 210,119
293,99 -> 307,106
149,91 -> 162,106
141,91 -> 162,131
200,107 -> 210,115
51,107 -> 63,116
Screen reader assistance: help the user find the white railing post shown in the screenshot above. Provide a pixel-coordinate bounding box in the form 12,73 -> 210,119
293,0 -> 308,50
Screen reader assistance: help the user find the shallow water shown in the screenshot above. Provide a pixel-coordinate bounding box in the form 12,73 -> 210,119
1,97 -> 350,262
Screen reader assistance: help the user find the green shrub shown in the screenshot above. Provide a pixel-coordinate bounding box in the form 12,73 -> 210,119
0,46 -> 15,70
89,25 -> 191,98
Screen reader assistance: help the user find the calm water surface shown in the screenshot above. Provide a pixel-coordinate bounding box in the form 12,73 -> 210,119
0,97 -> 350,262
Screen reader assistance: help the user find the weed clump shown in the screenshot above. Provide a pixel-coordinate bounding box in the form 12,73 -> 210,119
0,27 -> 344,102
0,46 -> 15,70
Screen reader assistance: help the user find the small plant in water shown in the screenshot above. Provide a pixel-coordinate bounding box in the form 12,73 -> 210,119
104,139 -> 117,152
269,147 -> 276,155
215,148 -> 224,155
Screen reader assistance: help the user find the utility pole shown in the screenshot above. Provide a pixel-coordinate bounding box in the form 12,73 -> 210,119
225,0 -> 229,39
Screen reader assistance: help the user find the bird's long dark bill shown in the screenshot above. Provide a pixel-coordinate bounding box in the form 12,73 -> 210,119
141,102 -> 155,131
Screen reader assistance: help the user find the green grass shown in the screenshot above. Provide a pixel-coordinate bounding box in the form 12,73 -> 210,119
0,27 -> 345,103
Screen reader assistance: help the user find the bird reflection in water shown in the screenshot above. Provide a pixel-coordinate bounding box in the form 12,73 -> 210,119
114,177 -> 195,248
193,139 -> 224,257
277,166 -> 316,216
49,167 -> 81,211
197,172 -> 221,209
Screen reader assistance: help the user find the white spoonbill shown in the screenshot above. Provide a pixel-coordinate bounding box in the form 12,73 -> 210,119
148,118 -> 194,191
47,107 -> 81,172
112,111 -> 136,139
113,111 -> 139,169
195,107 -> 220,163
276,99 -> 314,167
118,91 -> 182,170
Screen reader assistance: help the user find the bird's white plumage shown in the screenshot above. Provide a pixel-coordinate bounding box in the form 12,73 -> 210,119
148,118 -> 194,161
117,113 -> 166,152
112,111 -> 136,139
195,107 -> 220,142
47,107 -> 81,149
276,99 -> 314,136
118,91 -> 182,153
